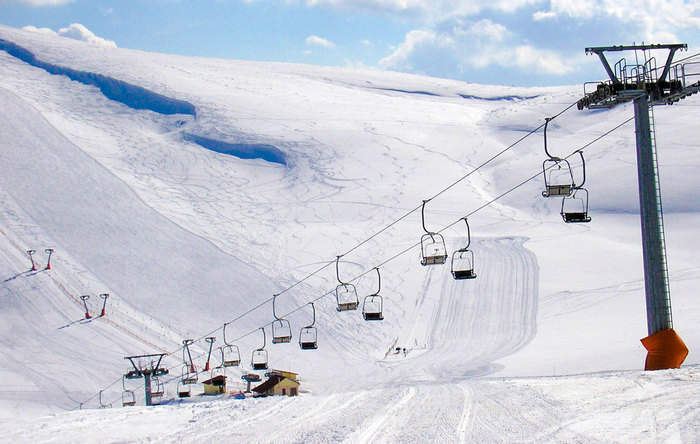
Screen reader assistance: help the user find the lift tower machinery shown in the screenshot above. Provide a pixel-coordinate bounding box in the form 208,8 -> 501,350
579,44 -> 699,370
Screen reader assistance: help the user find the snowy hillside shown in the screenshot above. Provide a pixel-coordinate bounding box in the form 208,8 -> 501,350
0,24 -> 698,442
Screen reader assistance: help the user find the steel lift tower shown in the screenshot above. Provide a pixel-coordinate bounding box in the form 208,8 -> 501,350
579,44 -> 699,370
124,353 -> 169,406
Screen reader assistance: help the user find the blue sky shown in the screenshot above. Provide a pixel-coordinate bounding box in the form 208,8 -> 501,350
1,0 -> 700,86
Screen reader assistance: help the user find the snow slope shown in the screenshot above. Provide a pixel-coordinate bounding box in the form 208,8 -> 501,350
0,24 -> 698,441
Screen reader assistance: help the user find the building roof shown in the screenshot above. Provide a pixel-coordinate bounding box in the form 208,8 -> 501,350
252,375 -> 299,393
201,375 -> 227,385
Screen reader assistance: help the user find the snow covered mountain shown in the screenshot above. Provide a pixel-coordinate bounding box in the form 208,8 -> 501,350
0,24 -> 698,442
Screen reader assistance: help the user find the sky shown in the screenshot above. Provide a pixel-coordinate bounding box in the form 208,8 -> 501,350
1,0 -> 700,86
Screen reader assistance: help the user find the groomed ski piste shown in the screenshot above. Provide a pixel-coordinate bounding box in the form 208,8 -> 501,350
0,25 -> 698,442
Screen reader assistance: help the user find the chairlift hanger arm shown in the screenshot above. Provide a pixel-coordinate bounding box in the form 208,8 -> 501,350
223,322 -> 231,346
420,200 -> 432,234
373,267 -> 381,295
462,217 -> 471,250
308,302 -> 316,327
335,256 -> 347,285
543,117 -> 560,160
576,151 -> 586,188
259,327 -> 266,349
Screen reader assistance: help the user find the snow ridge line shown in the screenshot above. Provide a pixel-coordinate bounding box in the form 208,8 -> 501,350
0,38 -> 196,116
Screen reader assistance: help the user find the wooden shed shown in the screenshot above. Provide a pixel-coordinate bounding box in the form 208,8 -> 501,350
201,374 -> 227,395
252,370 -> 300,397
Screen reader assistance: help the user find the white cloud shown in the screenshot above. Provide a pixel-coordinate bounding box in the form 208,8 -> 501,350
296,0 -> 542,24
378,29 -> 442,71
380,22 -> 576,81
22,25 -> 58,35
458,19 -> 508,41
512,45 -> 572,75
532,10 -> 557,20
9,0 -> 74,5
23,23 -> 117,48
305,35 -> 337,49
550,0 -> 700,41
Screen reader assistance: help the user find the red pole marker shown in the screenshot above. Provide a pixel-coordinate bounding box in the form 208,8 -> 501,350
80,295 -> 92,319
99,293 -> 109,317
44,248 -> 54,270
27,250 -> 37,271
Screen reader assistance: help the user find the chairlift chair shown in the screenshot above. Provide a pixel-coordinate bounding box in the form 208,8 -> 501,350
451,218 -> 477,280
335,256 -> 359,311
299,302 -> 318,350
222,323 -> 241,367
542,159 -> 575,197
561,188 -> 592,223
211,365 -> 226,380
99,390 -> 111,409
362,267 -> 384,321
122,390 -> 136,407
181,364 -> 198,384
271,294 -> 292,343
177,380 -> 191,398
251,327 -> 269,370
122,376 -> 136,407
150,376 -> 164,400
541,117 -> 575,198
420,200 -> 448,266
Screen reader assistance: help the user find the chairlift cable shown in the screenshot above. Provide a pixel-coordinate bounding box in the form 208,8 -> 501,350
80,99 -> 600,409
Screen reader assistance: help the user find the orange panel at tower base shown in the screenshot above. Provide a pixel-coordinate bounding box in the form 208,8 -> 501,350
641,329 -> 688,371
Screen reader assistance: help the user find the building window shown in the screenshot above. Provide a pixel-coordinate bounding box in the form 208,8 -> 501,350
282,388 -> 286,396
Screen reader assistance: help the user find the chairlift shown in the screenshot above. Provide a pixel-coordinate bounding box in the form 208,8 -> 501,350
362,267 -> 384,321
541,117 -> 575,198
181,339 -> 198,384
561,188 -> 592,223
221,323 -> 241,367
299,302 -> 318,350
335,255 -> 359,311
122,376 -> 136,407
251,327 -> 269,371
211,365 -> 226,380
451,218 -> 477,280
177,380 -> 191,398
271,294 -> 292,344
420,200 -> 448,266
99,390 -> 112,409
560,151 -> 592,223
150,376 -> 164,399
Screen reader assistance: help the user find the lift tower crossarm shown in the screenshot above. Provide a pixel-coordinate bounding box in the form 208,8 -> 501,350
585,44 -> 687,84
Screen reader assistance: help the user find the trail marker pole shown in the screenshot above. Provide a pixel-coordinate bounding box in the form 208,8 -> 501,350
80,295 -> 92,319
44,248 -> 54,270
27,250 -> 36,271
99,293 -> 109,317
204,337 -> 216,371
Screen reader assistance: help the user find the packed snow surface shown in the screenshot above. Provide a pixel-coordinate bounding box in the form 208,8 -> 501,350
0,25 -> 698,442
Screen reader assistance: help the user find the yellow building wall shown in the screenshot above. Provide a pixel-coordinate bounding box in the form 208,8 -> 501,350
272,378 -> 300,396
204,383 -> 226,395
